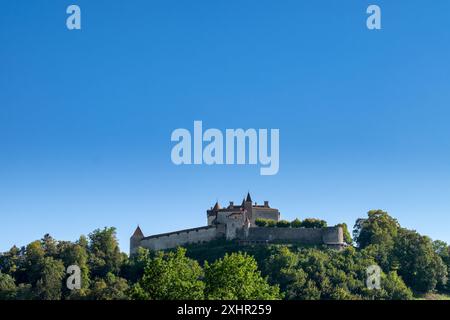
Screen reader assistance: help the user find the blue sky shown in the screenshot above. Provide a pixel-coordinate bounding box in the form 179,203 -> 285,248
1,0 -> 449,252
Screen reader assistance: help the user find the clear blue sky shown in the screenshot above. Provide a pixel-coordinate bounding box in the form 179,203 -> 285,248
1,1 -> 450,253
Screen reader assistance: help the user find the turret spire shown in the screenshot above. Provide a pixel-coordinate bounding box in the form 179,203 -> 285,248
131,225 -> 144,239
213,201 -> 221,211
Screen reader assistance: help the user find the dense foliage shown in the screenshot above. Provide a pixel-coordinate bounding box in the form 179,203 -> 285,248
0,211 -> 449,300
255,217 -> 327,229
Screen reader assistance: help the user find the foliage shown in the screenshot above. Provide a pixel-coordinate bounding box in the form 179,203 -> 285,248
276,220 -> 291,228
88,227 -> 124,278
336,223 -> 352,245
204,252 -> 282,300
353,210 -> 399,249
130,248 -> 204,300
33,257 -> 66,300
300,218 -> 327,229
0,211 -> 449,300
290,218 -> 302,228
392,229 -> 447,293
88,273 -> 129,300
0,272 -> 17,300
255,218 -> 328,229
255,218 -> 269,227
433,240 -> 450,292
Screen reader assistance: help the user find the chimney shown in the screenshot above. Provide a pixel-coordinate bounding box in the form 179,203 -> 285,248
229,201 -> 234,207
264,201 -> 269,207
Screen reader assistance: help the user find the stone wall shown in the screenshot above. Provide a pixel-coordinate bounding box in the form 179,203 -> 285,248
132,224 -> 344,254
236,226 -> 343,246
138,225 -> 222,251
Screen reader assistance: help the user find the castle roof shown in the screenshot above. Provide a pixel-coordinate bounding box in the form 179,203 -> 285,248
246,192 -> 252,202
213,201 -> 221,211
131,226 -> 144,239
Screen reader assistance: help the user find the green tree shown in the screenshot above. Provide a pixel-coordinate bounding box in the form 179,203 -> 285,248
433,240 -> 450,292
33,257 -> 65,300
0,245 -> 22,277
377,271 -> 413,300
58,240 -> 90,297
255,218 -> 268,227
266,220 -> 277,228
41,234 -> 58,257
290,218 -> 302,228
88,273 -> 129,300
88,227 -> 124,278
276,220 -> 291,228
353,210 -> 399,249
300,218 -> 327,229
336,223 -> 352,245
392,229 -> 447,293
23,241 -> 46,285
130,248 -> 204,300
122,247 -> 151,283
0,271 -> 17,300
204,252 -> 282,300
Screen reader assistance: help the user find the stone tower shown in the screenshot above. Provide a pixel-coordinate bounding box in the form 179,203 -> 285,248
130,225 -> 144,255
244,192 -> 254,223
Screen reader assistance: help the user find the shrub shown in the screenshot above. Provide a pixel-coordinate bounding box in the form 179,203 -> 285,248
291,218 -> 302,228
255,218 -> 268,227
301,218 -> 327,229
277,220 -> 291,228
266,220 -> 277,228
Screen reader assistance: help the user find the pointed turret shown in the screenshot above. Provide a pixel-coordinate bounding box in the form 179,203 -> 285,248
130,225 -> 144,256
131,226 -> 144,239
246,192 -> 252,203
213,201 -> 221,211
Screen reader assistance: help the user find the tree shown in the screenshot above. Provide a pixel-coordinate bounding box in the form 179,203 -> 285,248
130,248 -> 204,300
33,257 -> 65,300
41,234 -> 58,257
58,241 -> 90,297
204,252 -> 282,300
433,240 -> 450,292
88,227 -> 124,278
353,210 -> 399,249
377,271 -> 413,300
336,223 -> 352,245
255,218 -> 268,227
122,247 -> 151,283
392,229 -> 447,293
88,273 -> 129,300
0,245 -> 22,277
0,271 -> 17,300
23,241 -> 46,285
291,218 -> 302,228
300,218 -> 327,229
266,220 -> 277,228
276,220 -> 291,228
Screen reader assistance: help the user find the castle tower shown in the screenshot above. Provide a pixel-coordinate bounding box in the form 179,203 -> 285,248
212,201 -> 221,211
130,225 -> 144,255
244,192 -> 254,224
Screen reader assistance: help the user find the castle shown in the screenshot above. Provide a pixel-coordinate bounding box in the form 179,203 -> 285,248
130,193 -> 344,254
